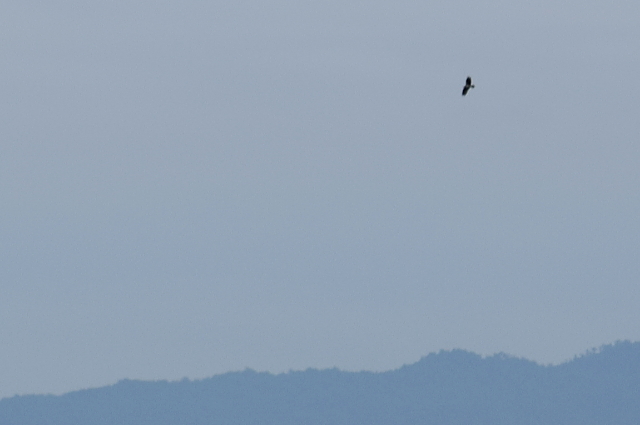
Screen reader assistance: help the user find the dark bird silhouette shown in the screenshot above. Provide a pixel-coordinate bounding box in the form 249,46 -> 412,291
462,76 -> 475,96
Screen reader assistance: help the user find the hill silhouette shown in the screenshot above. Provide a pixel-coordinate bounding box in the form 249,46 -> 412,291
2,341 -> 639,424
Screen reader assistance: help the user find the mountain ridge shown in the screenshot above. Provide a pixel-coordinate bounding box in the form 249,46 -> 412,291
2,341 -> 639,424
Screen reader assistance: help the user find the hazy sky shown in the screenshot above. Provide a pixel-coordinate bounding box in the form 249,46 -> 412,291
2,0 -> 639,399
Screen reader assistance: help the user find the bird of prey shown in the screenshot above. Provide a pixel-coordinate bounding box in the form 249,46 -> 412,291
462,76 -> 475,96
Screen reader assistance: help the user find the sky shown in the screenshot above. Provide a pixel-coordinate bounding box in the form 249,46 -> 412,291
1,0 -> 639,399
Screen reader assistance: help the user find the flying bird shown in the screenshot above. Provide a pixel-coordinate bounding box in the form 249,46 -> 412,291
462,76 -> 475,96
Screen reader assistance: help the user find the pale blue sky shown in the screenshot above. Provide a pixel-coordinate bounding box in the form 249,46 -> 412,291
1,0 -> 639,399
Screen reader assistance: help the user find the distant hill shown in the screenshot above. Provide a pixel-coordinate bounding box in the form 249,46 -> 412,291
2,341 -> 639,425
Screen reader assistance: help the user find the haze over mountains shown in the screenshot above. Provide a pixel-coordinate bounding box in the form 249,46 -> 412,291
2,341 -> 639,425
3,0 -> 640,400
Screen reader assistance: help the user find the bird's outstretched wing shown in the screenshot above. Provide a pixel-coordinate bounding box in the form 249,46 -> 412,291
462,76 -> 473,96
